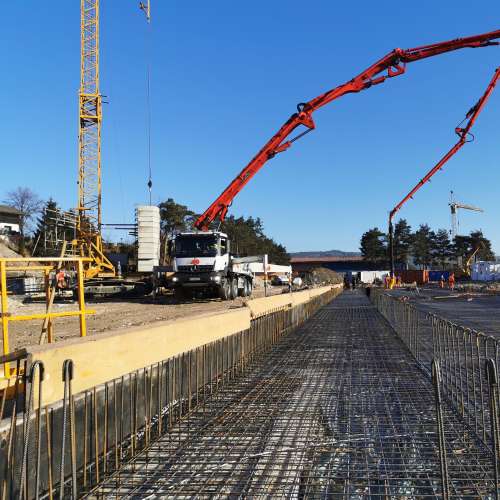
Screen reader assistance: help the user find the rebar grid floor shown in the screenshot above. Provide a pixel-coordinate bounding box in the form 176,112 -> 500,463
88,292 -> 495,498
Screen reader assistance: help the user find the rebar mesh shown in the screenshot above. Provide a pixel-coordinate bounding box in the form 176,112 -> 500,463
1,290 -> 340,499
88,292 -> 495,498
373,288 -> 500,453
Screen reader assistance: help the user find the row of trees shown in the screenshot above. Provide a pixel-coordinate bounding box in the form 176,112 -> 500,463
3,191 -> 290,265
360,219 -> 495,268
159,198 -> 289,264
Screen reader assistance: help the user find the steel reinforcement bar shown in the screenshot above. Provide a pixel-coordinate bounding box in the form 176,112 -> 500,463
0,288 -> 340,499
372,288 -> 500,469
89,291 -> 496,498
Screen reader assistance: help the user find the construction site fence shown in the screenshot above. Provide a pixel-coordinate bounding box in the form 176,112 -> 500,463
0,286 -> 340,499
371,287 -> 500,494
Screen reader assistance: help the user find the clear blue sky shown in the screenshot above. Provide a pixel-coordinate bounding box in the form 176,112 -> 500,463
2,1 -> 499,252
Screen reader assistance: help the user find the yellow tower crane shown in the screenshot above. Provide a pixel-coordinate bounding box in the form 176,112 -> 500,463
77,0 -> 115,279
76,1 -> 151,281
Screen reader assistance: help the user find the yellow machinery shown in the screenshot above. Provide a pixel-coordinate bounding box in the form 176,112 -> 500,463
76,0 -> 151,281
0,257 -> 94,378
77,0 -> 115,279
462,242 -> 484,278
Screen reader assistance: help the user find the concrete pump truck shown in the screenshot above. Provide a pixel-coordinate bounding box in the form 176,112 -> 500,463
168,29 -> 500,300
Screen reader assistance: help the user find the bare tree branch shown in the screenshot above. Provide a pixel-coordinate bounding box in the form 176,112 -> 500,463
3,187 -> 43,239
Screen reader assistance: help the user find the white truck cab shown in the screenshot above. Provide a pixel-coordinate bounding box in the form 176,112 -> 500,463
170,231 -> 253,300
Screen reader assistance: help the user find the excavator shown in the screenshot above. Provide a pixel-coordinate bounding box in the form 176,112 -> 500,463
166,29 -> 500,299
388,66 -> 500,275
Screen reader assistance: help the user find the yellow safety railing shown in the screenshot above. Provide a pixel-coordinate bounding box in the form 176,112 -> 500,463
0,257 -> 94,379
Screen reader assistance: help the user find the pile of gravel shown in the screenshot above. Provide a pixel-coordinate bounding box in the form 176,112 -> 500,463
301,267 -> 343,286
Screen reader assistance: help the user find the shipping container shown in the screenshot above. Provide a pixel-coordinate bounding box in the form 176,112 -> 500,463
428,271 -> 450,282
400,270 -> 429,285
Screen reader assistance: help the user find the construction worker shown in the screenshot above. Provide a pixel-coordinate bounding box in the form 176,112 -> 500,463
344,274 -> 350,290
390,274 -> 396,290
439,274 -> 445,289
396,274 -> 402,287
448,272 -> 455,291
56,268 -> 66,290
384,274 -> 390,289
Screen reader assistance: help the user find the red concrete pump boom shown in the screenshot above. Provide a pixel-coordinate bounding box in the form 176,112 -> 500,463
388,66 -> 500,275
194,29 -> 500,231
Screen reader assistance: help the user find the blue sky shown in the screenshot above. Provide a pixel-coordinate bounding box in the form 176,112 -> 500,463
2,1 -> 499,252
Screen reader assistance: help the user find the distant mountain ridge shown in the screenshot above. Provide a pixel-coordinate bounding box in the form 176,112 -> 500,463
290,249 -> 361,258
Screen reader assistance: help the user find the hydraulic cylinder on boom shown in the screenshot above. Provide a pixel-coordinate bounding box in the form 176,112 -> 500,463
388,66 -> 500,276
194,29 -> 500,231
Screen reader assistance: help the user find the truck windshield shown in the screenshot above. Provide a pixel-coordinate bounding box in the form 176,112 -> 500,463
175,235 -> 218,257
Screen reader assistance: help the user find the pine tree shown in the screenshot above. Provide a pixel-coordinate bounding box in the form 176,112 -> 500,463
453,230 -> 495,263
360,228 -> 387,264
221,215 -> 289,265
157,198 -> 289,265
469,230 -> 495,261
431,229 -> 452,268
34,198 -> 58,255
33,199 -> 76,256
412,224 -> 435,269
393,219 -> 412,266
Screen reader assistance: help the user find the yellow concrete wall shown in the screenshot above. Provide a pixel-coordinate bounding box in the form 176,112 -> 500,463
245,293 -> 293,318
309,285 -> 340,297
245,285 -> 338,317
28,285 -> 339,406
28,308 -> 250,406
291,289 -> 311,306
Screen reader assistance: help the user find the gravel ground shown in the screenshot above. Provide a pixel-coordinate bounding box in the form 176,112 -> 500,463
3,286 -> 288,351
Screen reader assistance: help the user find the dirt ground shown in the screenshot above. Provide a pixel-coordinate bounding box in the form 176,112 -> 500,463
3,286 -> 287,351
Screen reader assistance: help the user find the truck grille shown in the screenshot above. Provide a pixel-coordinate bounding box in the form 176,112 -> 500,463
178,265 -> 213,272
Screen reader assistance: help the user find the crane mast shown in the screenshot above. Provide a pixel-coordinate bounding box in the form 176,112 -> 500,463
78,0 -> 114,279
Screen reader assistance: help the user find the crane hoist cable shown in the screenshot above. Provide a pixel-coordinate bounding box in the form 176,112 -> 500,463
140,1 -> 153,204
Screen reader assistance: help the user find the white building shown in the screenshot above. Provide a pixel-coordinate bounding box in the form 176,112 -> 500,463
0,205 -> 22,235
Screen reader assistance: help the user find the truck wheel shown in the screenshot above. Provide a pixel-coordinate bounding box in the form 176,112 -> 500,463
240,278 -> 249,297
238,279 -> 247,297
229,277 -> 238,300
246,279 -> 253,297
174,288 -> 185,301
219,280 -> 230,300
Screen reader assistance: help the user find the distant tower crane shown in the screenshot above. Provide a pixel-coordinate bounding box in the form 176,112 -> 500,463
449,190 -> 484,240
